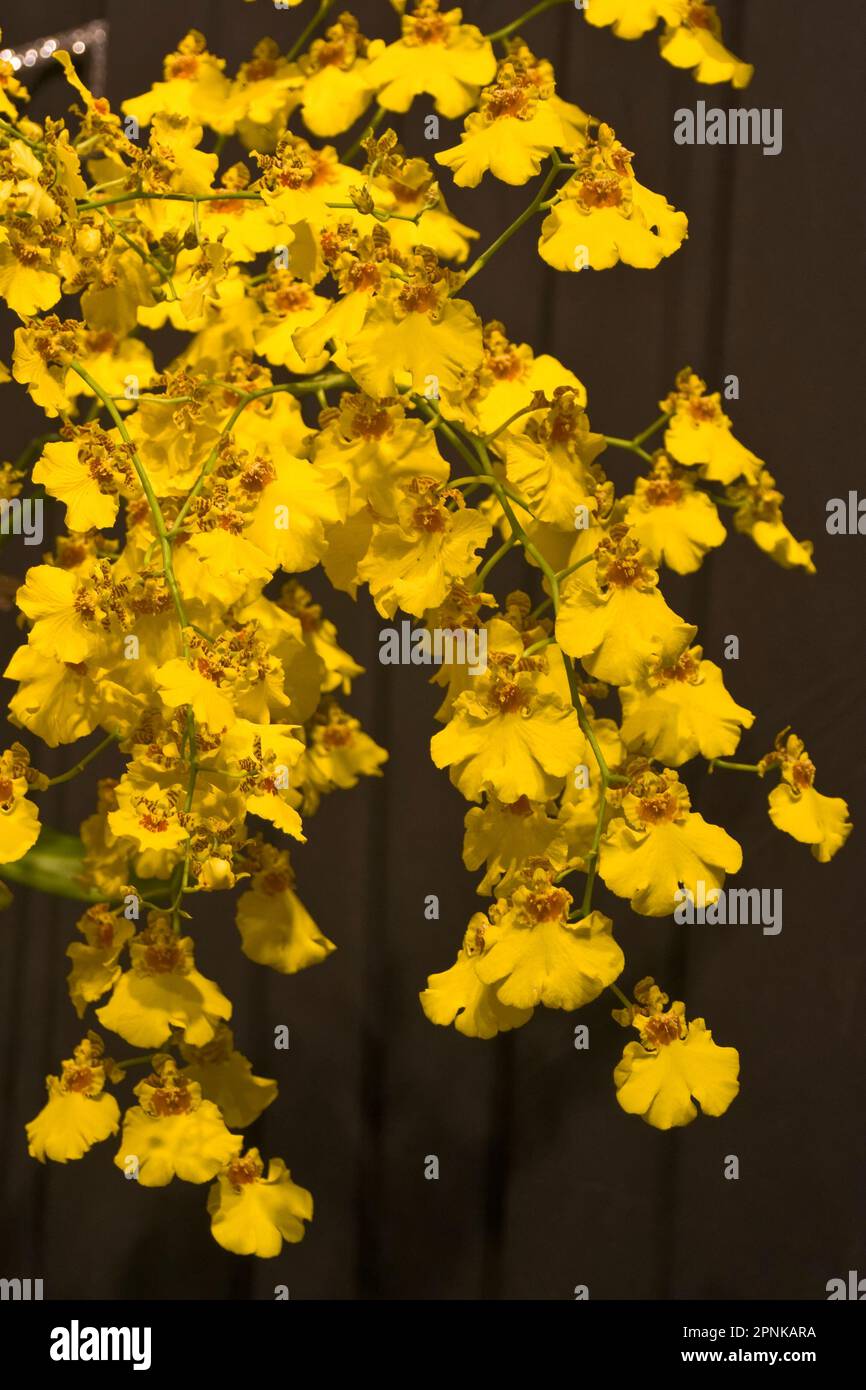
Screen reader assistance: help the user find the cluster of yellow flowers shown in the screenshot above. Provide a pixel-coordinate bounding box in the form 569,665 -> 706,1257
0,0 -> 851,1261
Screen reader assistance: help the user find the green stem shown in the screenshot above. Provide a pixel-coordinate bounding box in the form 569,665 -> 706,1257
461,160 -> 560,287
705,490 -> 739,509
166,374 -> 351,539
415,401 -> 541,578
486,0 -> 573,44
41,730 -> 121,788
447,476 -> 485,490
633,413 -> 669,447
531,553 -> 595,617
69,362 -> 188,633
484,401 -> 541,445
0,116 -> 46,152
561,653 -> 620,917
78,190 -> 264,212
602,436 -> 654,465
342,102 -> 388,165
69,362 -> 200,925
287,0 -> 337,62
562,654 -> 612,784
100,212 -> 178,299
325,200 -> 421,224
474,535 -> 517,590
708,759 -> 762,775
417,398 -> 619,919
523,636 -> 555,656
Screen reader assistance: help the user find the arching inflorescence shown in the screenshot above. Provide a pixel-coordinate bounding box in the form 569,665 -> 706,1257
0,0 -> 851,1259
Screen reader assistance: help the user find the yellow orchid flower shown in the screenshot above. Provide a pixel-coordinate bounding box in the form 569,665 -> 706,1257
298,15 -> 383,138
257,131 -> 358,234
180,1024 -> 277,1129
0,225 -> 62,316
5,643 -> 134,747
456,320 -> 586,437
232,40 -> 304,151
244,453 -> 349,572
624,453 -> 727,573
358,478 -> 491,618
584,1 -> 752,88
420,914 -> 535,1039
475,867 -> 624,1011
730,469 -> 816,574
463,795 -> 568,896
360,133 -> 479,264
762,732 -> 852,863
236,845 -> 335,974
66,904 -> 135,1018
295,701 -> 387,812
156,626 -> 291,734
368,1 -> 496,118
208,1148 -> 312,1257
619,646 -> 754,765
344,274 -> 484,402
584,1 -> 683,41
662,368 -> 762,485
539,123 -> 687,272
0,742 -> 41,864
311,392 -> 450,517
97,918 -> 231,1048
502,387 -> 606,530
599,766 -> 742,915
122,30 -> 243,135
32,427 -> 132,531
659,3 -> 753,88
613,978 -> 739,1128
252,272 -> 332,372
556,527 -> 696,685
431,652 -> 585,803
114,1057 -> 241,1186
437,55 -> 582,188
27,1034 -> 121,1163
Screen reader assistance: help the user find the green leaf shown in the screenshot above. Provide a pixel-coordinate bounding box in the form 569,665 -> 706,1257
1,827 -> 169,905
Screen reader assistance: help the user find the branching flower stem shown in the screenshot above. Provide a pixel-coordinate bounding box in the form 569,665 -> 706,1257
70,362 -> 189,632
166,373 -> 351,539
483,402 -> 542,445
421,402 -> 631,923
64,363 -> 356,923
98,211 -> 179,300
602,435 -> 655,465
77,189 -> 265,212
61,348 -> 638,944
70,361 -> 201,925
601,414 -> 670,465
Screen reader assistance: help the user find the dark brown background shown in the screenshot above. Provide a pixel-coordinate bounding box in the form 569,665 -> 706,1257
0,0 -> 863,1300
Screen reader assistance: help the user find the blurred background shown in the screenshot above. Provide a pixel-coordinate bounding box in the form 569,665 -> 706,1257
0,0 -> 864,1300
